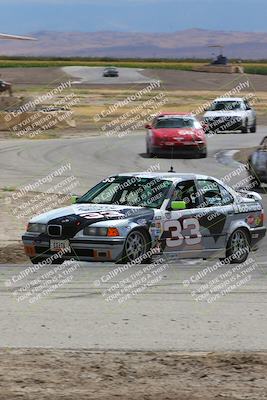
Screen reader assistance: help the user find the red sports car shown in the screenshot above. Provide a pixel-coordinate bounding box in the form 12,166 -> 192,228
145,113 -> 207,158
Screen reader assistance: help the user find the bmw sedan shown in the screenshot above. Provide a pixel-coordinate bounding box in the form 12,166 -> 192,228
23,172 -> 266,265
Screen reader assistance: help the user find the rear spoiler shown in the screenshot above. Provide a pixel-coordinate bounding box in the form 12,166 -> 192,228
237,190 -> 262,201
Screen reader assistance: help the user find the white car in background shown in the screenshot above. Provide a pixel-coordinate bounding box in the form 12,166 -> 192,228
204,97 -> 256,134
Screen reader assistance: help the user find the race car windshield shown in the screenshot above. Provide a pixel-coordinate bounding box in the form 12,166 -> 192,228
209,101 -> 242,111
154,118 -> 196,128
77,176 -> 173,208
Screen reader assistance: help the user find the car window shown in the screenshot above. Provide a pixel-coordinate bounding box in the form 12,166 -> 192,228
77,176 -> 173,208
218,184 -> 234,205
193,120 -> 202,129
209,101 -> 242,111
90,182 -> 121,204
197,180 -> 233,207
154,117 -> 195,129
171,180 -> 199,209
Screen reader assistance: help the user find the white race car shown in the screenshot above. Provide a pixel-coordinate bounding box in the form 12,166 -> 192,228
204,97 -> 256,134
22,172 -> 266,264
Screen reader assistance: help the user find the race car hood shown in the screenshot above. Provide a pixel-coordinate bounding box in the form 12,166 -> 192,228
152,128 -> 195,137
30,203 -> 149,224
30,203 -> 155,239
204,110 -> 245,118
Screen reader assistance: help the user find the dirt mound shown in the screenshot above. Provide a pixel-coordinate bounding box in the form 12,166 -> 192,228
1,350 -> 266,400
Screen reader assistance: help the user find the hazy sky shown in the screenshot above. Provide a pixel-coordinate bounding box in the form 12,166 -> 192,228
1,0 -> 266,34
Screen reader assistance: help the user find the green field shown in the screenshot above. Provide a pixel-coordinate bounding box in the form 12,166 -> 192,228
1,58 -> 267,75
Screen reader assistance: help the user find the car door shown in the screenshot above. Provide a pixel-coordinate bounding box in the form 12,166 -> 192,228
160,179 -> 206,258
195,178 -> 235,252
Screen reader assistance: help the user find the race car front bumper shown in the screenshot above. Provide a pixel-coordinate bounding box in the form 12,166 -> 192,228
151,142 -> 206,155
204,117 -> 243,132
250,226 -> 267,249
22,234 -> 125,262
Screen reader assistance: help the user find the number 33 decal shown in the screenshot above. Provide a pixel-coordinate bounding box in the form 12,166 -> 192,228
164,218 -> 201,247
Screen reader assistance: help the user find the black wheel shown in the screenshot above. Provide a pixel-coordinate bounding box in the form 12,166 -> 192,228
250,120 -> 257,133
118,229 -> 151,264
198,148 -> 207,158
146,141 -> 154,157
241,120 -> 248,133
224,229 -> 250,264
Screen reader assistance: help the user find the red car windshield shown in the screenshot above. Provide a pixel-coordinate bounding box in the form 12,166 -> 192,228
154,117 -> 197,129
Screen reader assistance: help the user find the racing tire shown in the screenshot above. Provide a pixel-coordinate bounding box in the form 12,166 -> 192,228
250,120 -> 257,133
146,142 -> 154,158
223,228 -> 251,264
118,229 -> 151,264
241,120 -> 249,134
198,148 -> 207,158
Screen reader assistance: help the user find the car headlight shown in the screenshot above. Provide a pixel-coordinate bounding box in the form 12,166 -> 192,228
83,226 -> 120,237
27,223 -> 47,233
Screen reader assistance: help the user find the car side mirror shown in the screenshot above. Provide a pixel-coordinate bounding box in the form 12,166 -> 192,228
171,201 -> 186,210
145,124 -> 151,129
71,195 -> 79,204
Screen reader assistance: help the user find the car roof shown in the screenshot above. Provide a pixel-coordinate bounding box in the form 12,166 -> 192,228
157,112 -> 193,116
213,97 -> 244,102
156,112 -> 194,119
116,172 -> 213,183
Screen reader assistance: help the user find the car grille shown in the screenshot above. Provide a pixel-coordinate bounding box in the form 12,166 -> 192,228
47,225 -> 62,237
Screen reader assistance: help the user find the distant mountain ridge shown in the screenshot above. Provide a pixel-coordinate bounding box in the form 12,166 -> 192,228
0,29 -> 266,59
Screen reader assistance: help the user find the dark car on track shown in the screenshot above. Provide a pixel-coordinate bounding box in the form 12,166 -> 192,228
145,113 -> 207,158
248,136 -> 267,187
103,66 -> 119,77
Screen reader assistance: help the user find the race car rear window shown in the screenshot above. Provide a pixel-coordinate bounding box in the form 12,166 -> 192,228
77,176 -> 173,208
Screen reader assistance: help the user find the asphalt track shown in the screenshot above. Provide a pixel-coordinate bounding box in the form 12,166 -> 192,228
0,129 -> 267,350
62,66 -> 155,84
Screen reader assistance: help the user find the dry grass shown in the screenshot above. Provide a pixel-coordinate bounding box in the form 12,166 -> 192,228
4,87 -> 267,137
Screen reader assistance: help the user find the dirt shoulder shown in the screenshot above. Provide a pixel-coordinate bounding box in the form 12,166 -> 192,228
1,349 -> 266,400
0,189 -> 70,264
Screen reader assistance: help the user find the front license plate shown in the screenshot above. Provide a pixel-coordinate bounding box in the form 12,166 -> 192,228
50,239 -> 70,252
